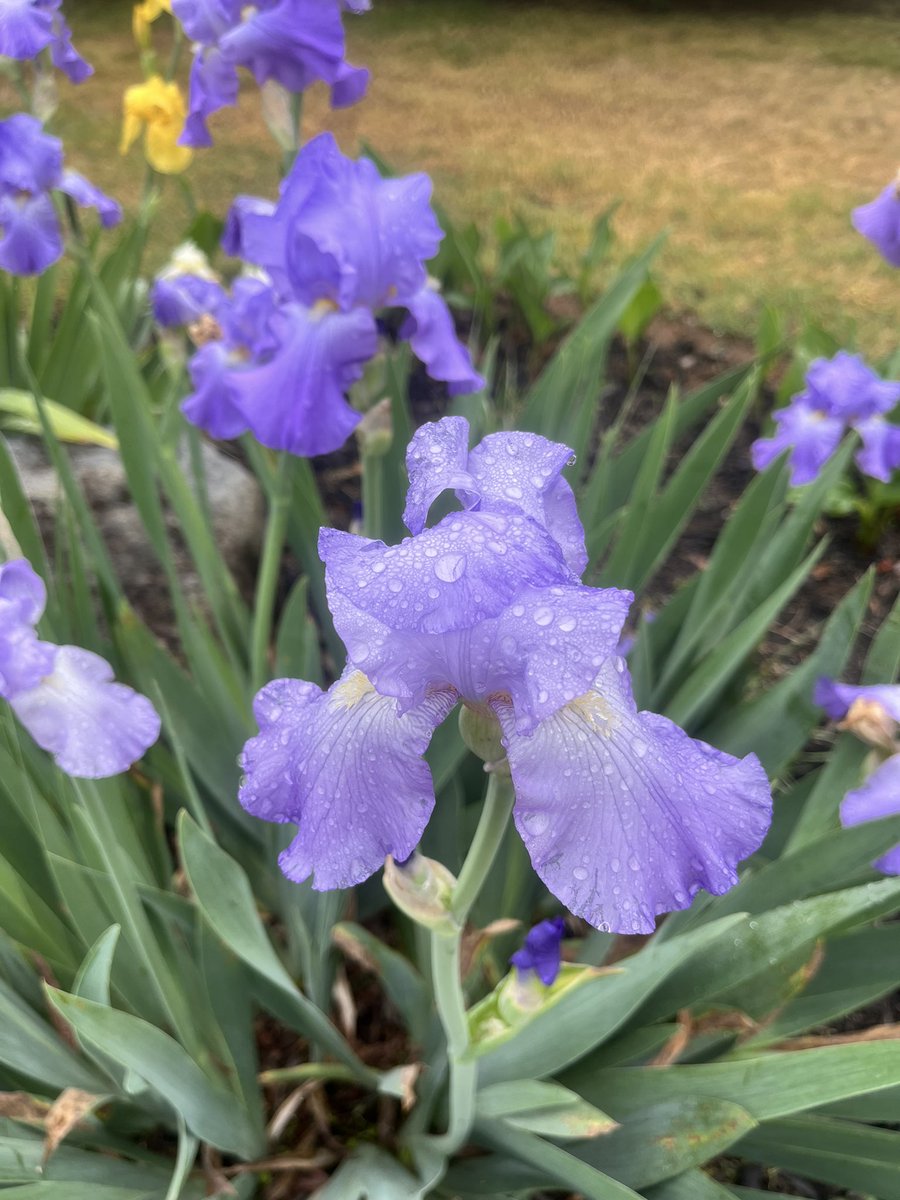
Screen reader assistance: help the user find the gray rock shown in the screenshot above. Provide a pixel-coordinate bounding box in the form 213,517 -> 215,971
5,435 -> 264,640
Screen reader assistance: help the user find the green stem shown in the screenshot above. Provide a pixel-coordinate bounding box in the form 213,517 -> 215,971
251,452 -> 292,691
429,770 -> 515,1155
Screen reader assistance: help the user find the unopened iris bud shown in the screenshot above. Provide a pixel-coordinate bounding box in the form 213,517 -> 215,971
459,702 -> 509,774
841,698 -> 898,754
383,852 -> 458,933
510,916 -> 566,986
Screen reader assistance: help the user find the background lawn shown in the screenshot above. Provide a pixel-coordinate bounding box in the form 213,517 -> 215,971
36,0 -> 900,354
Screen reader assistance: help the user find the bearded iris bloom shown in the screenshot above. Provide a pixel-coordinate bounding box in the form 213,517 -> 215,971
0,114 -> 121,276
752,352 -> 900,486
182,134 -> 482,457
171,0 -> 369,148
0,0 -> 91,82
151,241 -> 226,329
239,417 -> 771,935
0,560 -> 160,777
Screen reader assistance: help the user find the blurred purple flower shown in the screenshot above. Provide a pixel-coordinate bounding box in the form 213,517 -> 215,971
0,560 -> 160,777
814,677 -> 900,724
510,916 -> 566,985
183,136 -> 482,455
239,418 -> 771,934
0,0 -> 92,82
841,755 -> 900,875
0,114 -> 121,276
172,0 -> 369,148
852,178 -> 900,268
751,352 -> 900,486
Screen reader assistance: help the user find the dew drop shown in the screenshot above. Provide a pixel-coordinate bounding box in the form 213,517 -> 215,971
434,553 -> 466,583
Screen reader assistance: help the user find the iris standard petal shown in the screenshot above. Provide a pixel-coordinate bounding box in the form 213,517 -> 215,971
180,45 -> 240,148
0,112 -> 62,192
500,657 -> 771,934
0,0 -> 55,60
841,754 -> 900,875
10,645 -> 161,778
403,415 -> 476,535
152,272 -> 226,327
48,10 -> 92,82
805,351 -> 900,422
239,672 -> 456,890
465,429 -> 587,574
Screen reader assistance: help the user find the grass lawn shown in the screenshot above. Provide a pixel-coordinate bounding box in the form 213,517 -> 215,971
21,0 -> 900,354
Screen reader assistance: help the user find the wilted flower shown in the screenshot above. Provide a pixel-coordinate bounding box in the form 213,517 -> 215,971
238,417 -> 771,935
121,75 -> 192,174
510,917 -> 566,985
852,174 -> 900,268
0,113 -> 121,276
0,0 -> 91,82
171,0 -> 369,148
751,352 -> 900,485
182,134 -> 482,457
0,560 -> 161,777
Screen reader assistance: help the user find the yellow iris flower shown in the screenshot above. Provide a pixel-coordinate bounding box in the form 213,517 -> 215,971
121,76 -> 193,175
133,0 -> 172,46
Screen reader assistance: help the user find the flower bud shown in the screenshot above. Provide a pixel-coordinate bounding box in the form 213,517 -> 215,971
840,698 -> 898,754
459,703 -> 509,774
383,852 -> 458,933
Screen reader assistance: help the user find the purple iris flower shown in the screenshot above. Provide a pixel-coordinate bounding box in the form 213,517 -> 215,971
751,352 -> 900,486
841,755 -> 900,875
0,0 -> 92,82
510,916 -> 566,986
0,560 -> 160,777
852,178 -> 900,268
183,135 -> 482,456
814,677 -> 900,724
238,417 -> 771,935
0,114 -> 121,277
171,0 -> 369,148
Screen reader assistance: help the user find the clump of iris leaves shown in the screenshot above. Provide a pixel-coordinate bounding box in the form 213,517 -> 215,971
2,48 -> 900,1200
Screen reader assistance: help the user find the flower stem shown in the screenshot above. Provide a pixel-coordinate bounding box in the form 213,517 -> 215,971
251,452 -> 292,692
429,769 -> 515,1155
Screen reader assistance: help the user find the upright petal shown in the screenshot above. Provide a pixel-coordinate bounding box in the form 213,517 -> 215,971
401,287 -> 484,397
403,415 -> 475,535
49,11 -> 92,82
465,430 -> 587,574
0,0 -> 54,60
841,754 -> 900,875
0,112 -> 62,192
500,658 -> 771,934
331,59 -> 369,108
152,272 -> 226,327
805,352 -> 900,422
179,46 -> 240,148
10,645 -> 161,777
510,916 -> 567,985
239,672 -> 456,890
0,192 -> 63,276
221,193 -> 276,260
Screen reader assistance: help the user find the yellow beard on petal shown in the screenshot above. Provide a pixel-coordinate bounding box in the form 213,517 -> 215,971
567,690 -> 616,736
331,671 -> 376,710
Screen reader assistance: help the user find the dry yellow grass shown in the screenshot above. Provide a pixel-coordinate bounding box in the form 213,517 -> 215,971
23,0 -> 900,353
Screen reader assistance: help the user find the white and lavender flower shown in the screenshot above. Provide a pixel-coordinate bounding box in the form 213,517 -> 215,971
238,417 -> 772,935
0,560 -> 160,778
0,114 -> 121,276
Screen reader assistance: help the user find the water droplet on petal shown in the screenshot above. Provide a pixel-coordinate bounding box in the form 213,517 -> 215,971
435,553 -> 466,583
